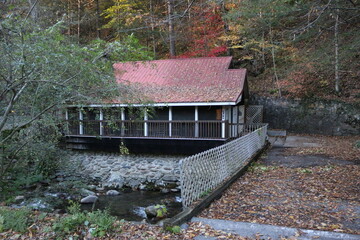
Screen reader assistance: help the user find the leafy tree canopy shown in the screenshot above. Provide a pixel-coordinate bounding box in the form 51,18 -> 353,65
0,16 -> 153,190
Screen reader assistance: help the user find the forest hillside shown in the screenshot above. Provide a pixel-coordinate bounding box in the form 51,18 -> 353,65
1,0 -> 359,101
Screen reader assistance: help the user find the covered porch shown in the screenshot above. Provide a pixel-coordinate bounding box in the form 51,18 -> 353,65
64,105 -> 247,140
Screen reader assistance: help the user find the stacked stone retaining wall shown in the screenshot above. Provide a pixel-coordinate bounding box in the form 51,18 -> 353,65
250,95 -> 360,136
68,152 -> 183,189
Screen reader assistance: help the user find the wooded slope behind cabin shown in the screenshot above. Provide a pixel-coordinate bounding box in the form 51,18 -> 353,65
1,0 -> 359,101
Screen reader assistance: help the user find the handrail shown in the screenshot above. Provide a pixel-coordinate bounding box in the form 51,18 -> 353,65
64,119 -> 266,140
66,119 -> 228,123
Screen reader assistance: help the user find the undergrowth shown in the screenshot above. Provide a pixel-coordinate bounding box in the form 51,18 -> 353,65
0,207 -> 31,233
52,201 -> 117,238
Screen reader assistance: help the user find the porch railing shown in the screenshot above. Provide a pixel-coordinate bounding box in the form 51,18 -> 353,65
65,120 -> 239,139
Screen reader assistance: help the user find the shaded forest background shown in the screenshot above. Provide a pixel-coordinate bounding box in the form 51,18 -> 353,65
2,0 -> 359,101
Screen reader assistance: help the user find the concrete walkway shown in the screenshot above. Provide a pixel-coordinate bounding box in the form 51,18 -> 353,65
189,217 -> 360,240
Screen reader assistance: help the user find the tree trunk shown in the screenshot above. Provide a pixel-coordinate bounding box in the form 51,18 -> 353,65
95,0 -> 100,39
67,0 -> 71,35
270,27 -> 282,98
150,0 -> 157,58
221,2 -> 231,56
187,0 -> 191,20
167,0 -> 176,57
77,0 -> 81,44
334,6 -> 340,94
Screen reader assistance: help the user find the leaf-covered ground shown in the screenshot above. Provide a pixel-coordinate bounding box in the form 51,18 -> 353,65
284,135 -> 360,162
199,135 -> 360,235
0,211 -> 251,239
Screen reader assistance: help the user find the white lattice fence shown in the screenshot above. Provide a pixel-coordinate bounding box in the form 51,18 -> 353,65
180,124 -> 268,207
246,105 -> 264,124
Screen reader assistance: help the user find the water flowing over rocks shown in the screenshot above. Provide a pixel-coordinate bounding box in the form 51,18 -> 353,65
68,152 -> 183,190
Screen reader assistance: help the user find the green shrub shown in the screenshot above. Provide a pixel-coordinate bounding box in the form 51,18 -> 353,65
355,140 -> 360,149
298,168 -> 313,174
249,162 -> 275,173
0,215 -> 4,232
53,211 -> 86,233
0,207 -> 31,233
154,205 -> 167,218
87,210 -> 116,237
199,189 -> 212,198
53,201 -> 117,237
165,225 -> 181,234
52,202 -> 86,234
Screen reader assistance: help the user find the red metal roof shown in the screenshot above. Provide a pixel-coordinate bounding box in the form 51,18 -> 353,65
113,56 -> 246,104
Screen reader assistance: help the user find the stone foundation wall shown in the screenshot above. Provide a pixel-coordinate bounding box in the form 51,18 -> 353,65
250,95 -> 360,136
69,152 -> 182,189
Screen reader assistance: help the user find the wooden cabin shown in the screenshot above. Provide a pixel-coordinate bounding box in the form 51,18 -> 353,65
65,56 -> 250,154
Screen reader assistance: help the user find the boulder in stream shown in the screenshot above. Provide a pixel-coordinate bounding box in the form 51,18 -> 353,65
80,195 -> 98,204
80,188 -> 96,197
106,190 -> 120,196
145,204 -> 167,219
14,195 -> 25,203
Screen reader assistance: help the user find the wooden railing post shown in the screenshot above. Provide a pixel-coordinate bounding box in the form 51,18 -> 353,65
79,109 -> 83,135
169,107 -> 172,137
195,106 -> 199,138
65,109 -> 69,135
99,108 -> 104,136
225,121 -> 229,138
144,110 -> 148,137
121,108 -> 125,137
221,107 -> 226,138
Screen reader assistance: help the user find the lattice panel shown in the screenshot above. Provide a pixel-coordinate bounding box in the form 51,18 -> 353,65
180,124 -> 268,207
246,105 -> 264,124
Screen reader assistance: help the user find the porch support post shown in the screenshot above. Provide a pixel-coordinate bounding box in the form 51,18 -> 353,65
221,107 -> 226,138
99,108 -> 104,136
79,109 -> 84,135
65,109 -> 69,135
195,106 -> 199,137
144,109 -> 148,137
169,107 -> 172,137
121,108 -> 125,136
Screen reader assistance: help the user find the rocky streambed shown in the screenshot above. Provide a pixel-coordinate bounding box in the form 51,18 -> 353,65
10,152 -> 185,222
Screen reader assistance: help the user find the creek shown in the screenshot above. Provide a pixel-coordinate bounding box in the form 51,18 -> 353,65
81,191 -> 182,222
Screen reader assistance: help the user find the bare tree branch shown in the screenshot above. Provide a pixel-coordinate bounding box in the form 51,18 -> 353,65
293,0 -> 333,34
23,0 -> 40,22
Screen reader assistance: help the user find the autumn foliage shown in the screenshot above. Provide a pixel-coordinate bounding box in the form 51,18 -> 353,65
179,5 -> 227,58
